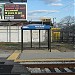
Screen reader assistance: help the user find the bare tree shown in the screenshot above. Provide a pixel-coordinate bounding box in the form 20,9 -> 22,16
58,16 -> 75,28
58,16 -> 75,43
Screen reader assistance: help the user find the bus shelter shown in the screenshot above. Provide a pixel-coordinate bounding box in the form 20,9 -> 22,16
21,24 -> 51,52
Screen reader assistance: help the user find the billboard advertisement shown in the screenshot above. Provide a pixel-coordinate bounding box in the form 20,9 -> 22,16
0,0 -> 27,2
0,5 -> 4,19
0,3 -> 27,21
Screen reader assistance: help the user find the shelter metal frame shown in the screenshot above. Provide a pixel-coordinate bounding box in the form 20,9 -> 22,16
21,25 -> 51,52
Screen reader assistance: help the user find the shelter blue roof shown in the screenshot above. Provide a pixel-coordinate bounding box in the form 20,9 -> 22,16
22,24 -> 51,30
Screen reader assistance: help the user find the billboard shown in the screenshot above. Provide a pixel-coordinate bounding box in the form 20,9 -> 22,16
0,3 -> 27,21
0,0 -> 27,2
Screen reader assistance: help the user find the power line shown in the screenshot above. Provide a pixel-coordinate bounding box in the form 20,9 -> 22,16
43,1 -> 73,16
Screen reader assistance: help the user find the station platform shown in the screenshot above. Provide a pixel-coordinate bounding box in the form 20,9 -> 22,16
0,50 -> 14,58
7,50 -> 75,62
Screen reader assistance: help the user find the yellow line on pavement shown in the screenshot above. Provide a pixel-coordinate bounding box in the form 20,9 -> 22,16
7,50 -> 21,60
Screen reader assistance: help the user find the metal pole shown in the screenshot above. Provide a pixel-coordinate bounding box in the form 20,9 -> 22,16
21,27 -> 23,52
48,30 -> 49,50
48,29 -> 51,52
18,25 -> 19,42
53,18 -> 54,27
73,25 -> 74,44
9,22 -> 11,42
49,29 -> 51,52
39,30 -> 40,48
7,25 -> 8,42
62,31 -> 63,42
31,30 -> 32,48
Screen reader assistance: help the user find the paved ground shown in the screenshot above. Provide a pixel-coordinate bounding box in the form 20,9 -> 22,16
19,50 -> 75,60
7,49 -> 60,61
0,49 -> 75,75
0,49 -> 14,58
0,49 -> 75,62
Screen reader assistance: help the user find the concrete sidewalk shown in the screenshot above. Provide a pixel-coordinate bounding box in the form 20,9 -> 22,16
7,49 -> 75,62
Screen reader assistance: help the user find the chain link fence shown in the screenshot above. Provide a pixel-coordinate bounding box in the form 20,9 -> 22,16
51,24 -> 75,52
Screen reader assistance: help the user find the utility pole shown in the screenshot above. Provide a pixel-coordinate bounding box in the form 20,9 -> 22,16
53,18 -> 56,27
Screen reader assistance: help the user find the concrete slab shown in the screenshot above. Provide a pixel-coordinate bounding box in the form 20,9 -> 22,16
0,54 -> 10,58
0,50 -> 14,58
14,50 -> 75,62
20,52 -> 75,60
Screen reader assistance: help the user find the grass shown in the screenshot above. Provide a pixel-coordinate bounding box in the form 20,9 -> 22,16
0,42 -> 74,51
51,42 -> 75,52
0,42 -> 21,50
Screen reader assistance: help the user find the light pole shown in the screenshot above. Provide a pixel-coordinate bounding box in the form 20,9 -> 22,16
53,18 -> 56,27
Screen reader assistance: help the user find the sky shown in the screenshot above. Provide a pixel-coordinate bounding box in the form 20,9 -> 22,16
27,0 -> 75,23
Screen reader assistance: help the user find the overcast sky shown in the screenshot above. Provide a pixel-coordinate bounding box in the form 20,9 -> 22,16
27,0 -> 75,22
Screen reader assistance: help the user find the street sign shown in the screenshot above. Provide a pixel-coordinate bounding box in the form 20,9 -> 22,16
0,3 -> 27,21
22,24 -> 51,30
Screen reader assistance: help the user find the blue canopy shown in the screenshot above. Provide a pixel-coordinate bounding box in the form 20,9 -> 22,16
22,24 -> 51,30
